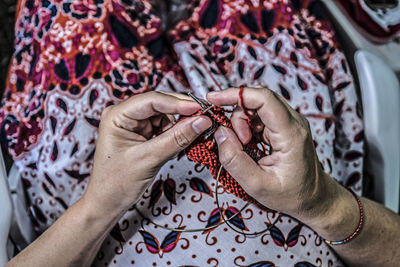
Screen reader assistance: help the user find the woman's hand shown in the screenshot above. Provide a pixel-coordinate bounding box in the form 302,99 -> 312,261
207,87 -> 336,221
6,91 -> 212,267
85,91 -> 212,214
208,87 -> 400,267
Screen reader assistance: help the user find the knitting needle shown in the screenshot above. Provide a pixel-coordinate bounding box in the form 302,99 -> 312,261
187,92 -> 214,115
187,92 -> 218,137
187,92 -> 208,109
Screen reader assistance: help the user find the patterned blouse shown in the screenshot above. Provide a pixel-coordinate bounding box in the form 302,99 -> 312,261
0,0 -> 364,266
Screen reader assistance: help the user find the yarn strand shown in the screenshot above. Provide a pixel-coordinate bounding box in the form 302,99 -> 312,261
134,166 -> 280,235
135,88 -> 280,235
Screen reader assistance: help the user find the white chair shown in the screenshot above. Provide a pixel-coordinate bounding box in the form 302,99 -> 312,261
322,0 -> 400,213
321,0 -> 400,73
355,50 -> 400,213
0,149 -> 12,265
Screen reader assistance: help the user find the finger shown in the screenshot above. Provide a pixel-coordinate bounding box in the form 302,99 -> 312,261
140,120 -> 154,139
160,116 -> 174,132
151,115 -> 174,136
230,106 -> 252,145
151,114 -> 174,128
157,91 -> 194,101
207,87 -> 295,152
166,114 -> 177,123
214,126 -> 266,195
144,115 -> 212,160
251,115 -> 265,134
150,115 -> 163,128
207,87 -> 293,135
112,114 -> 172,138
116,91 -> 200,121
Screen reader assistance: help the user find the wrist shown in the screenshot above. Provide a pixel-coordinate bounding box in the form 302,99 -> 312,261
83,171 -> 146,218
297,172 -> 360,242
79,192 -> 125,231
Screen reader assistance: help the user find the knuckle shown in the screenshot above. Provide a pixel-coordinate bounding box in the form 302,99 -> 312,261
129,93 -> 141,101
304,118 -> 311,130
300,116 -> 311,132
298,114 -> 309,127
173,128 -> 191,148
146,91 -> 159,99
101,106 -> 113,118
262,87 -> 274,99
129,91 -> 150,103
115,113 -> 136,131
129,119 -> 141,132
296,123 -> 310,141
147,91 -> 158,96
100,106 -> 114,125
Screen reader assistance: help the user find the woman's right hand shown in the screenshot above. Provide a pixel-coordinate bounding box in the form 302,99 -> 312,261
84,91 -> 212,214
5,92 -> 212,267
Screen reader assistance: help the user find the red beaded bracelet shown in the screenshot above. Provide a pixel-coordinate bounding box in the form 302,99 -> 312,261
322,188 -> 364,245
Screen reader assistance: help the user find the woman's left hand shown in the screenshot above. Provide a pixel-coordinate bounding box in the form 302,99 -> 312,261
206,87 -> 335,221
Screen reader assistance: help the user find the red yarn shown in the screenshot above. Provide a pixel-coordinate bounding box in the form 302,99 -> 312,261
185,102 -> 265,202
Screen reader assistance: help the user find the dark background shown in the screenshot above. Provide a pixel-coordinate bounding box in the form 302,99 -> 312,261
0,0 -> 17,98
0,0 -> 17,172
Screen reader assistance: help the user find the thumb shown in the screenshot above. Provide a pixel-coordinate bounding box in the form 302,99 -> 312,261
214,126 -> 264,193
147,116 -> 212,160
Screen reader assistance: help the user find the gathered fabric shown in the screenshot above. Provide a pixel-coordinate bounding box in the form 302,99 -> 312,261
0,0 -> 364,266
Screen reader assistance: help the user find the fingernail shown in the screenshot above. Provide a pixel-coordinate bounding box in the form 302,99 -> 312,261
192,117 -> 212,134
215,127 -> 228,145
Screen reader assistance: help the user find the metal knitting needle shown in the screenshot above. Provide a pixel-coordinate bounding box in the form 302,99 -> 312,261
187,92 -> 217,137
187,92 -> 214,114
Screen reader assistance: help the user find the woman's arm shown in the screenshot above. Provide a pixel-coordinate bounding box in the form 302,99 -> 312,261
6,91 -> 212,267
207,87 -> 400,267
302,175 -> 400,267
5,195 -> 122,267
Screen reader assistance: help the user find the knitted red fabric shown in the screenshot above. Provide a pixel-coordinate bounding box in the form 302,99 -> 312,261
185,105 -> 265,202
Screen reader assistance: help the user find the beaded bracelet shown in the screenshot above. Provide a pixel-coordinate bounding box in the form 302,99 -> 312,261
322,188 -> 364,245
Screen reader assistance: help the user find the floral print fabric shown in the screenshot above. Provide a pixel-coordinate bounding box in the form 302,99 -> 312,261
1,0 -> 363,266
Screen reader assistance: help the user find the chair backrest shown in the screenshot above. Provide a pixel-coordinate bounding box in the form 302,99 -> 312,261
322,0 -> 400,213
0,149 -> 12,265
355,50 -> 400,212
